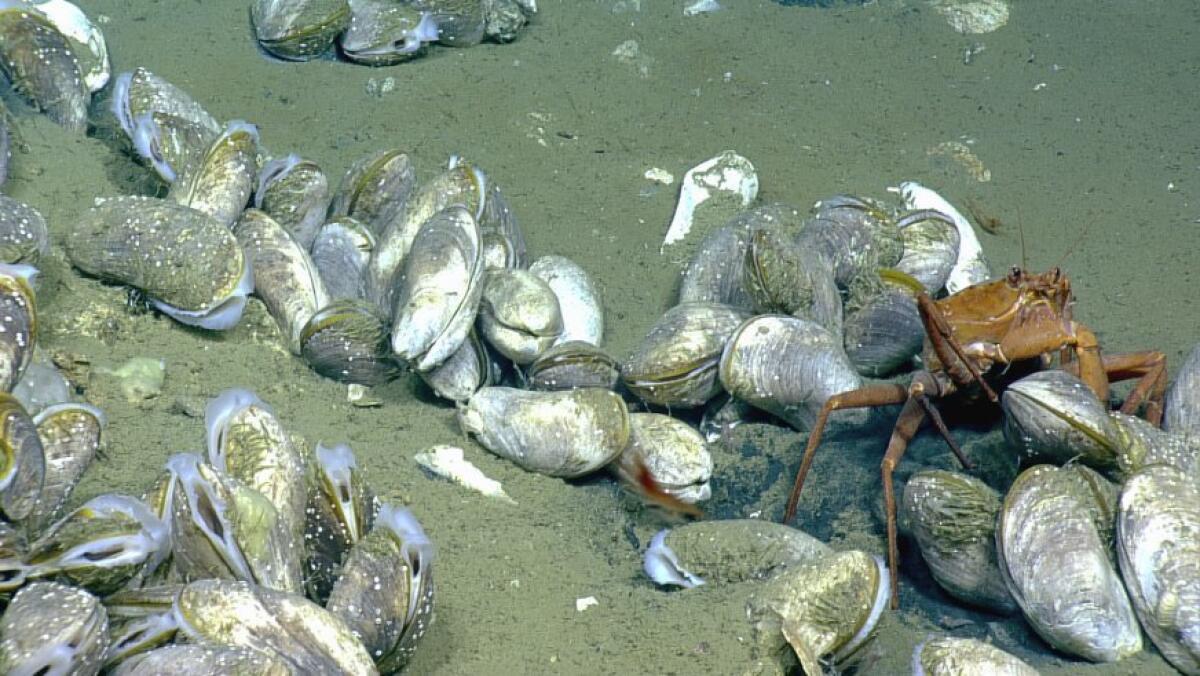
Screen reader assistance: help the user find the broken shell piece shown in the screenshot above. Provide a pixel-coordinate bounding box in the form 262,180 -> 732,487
661,151 -> 758,254
931,0 -> 1010,35
892,181 -> 990,294
413,444 -> 515,505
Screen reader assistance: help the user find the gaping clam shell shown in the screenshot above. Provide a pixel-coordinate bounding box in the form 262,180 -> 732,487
0,581 -> 109,676
1001,369 -> 1119,469
525,340 -> 619,392
0,392 -> 44,523
996,464 -> 1141,662
311,216 -> 375,301
111,68 -> 222,183
459,387 -> 629,478
389,204 -> 485,372
0,196 -> 50,265
616,413 -> 712,504
0,2 -> 89,132
304,441 -> 377,604
746,549 -> 890,676
901,470 -> 1015,613
842,269 -> 925,377
912,636 -> 1038,676
1117,464 -> 1200,675
478,268 -> 562,365
0,263 -> 37,393
1166,343 -> 1200,437
327,504 -> 435,673
718,314 -> 863,431
27,402 -> 105,532
621,302 -> 750,408
895,209 -> 961,294
235,209 -> 329,355
415,0 -> 486,47
743,226 -> 842,335
172,578 -> 376,674
168,120 -> 259,227
643,519 -> 830,588
300,299 -> 400,386
255,154 -> 330,250
251,0 -> 351,61
341,0 -> 439,64
529,255 -> 603,347
66,196 -> 252,330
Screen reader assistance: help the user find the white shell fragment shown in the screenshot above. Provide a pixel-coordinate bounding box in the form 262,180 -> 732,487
893,181 -> 990,293
413,444 -> 516,505
931,0 -> 1010,35
661,151 -> 758,253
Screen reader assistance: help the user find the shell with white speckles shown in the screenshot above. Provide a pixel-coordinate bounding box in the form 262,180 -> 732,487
0,2 -> 89,132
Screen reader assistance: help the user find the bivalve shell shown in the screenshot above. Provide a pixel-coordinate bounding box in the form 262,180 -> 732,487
168,120 -> 259,227
418,328 -> 495,402
311,216 -> 375,301
1165,343 -> 1200,436
27,402 -> 105,532
617,412 -> 712,504
329,148 -> 416,240
0,581 -> 108,676
525,340 -> 619,392
251,0 -> 351,61
643,519 -> 830,588
0,263 -> 37,393
743,226 -> 842,335
895,209 -> 960,293
255,154 -> 330,250
1002,369 -> 1120,469
842,269 -> 926,377
0,392 -> 44,523
529,255 -> 603,347
0,2 -> 89,132
300,299 -> 400,386
0,196 -> 49,265
478,268 -> 562,365
912,635 -> 1037,676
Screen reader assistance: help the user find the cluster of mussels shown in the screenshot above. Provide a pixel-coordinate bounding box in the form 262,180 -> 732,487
251,0 -> 537,65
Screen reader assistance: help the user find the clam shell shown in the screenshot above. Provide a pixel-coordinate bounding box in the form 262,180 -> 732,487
643,519 -> 830,588
478,268 -> 562,365
621,302 -> 750,408
0,392 -> 44,523
251,0 -> 351,60
1002,369 -> 1120,469
66,196 -> 252,330
389,205 -> 485,372
341,0 -> 438,64
27,402 -> 105,532
168,120 -> 259,227
895,209 -> 960,294
617,412 -> 712,504
111,67 -> 221,147
418,328 -> 495,402
0,263 -> 37,393
997,464 -> 1141,662
525,340 -> 619,392
1166,343 -> 1200,436
718,314 -> 862,431
0,196 -> 49,265
743,226 -> 842,335
172,578 -> 376,674
27,0 -> 109,93
329,148 -> 416,240
235,209 -> 329,355
304,441 -> 377,604
0,581 -> 108,676
529,255 -> 603,347
0,3 -> 88,132
300,299 -> 400,386
901,470 -> 1015,613
11,355 -> 71,416
255,155 -> 330,250
806,194 -> 904,287
459,387 -> 629,478
1111,411 -> 1200,481
842,271 -> 925,377
416,0 -> 486,46
1117,464 -> 1200,675
912,636 -> 1038,676
746,550 -> 890,675
109,644 -> 289,675
311,216 -> 375,301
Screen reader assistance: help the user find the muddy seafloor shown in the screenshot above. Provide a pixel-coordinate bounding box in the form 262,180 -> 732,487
3,0 -> 1198,673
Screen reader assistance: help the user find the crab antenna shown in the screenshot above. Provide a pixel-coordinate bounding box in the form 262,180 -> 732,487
1055,212 -> 1099,270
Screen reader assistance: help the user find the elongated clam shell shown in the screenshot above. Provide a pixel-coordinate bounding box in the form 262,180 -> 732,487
255,155 -> 330,250
165,453 -> 256,584
340,0 -> 438,65
168,120 -> 259,227
842,271 -> 924,377
416,0 -> 486,46
0,3 -> 88,132
0,263 -> 37,393
805,194 -> 903,287
173,578 -> 376,674
743,226 -> 842,335
304,442 -> 377,604
111,68 -> 221,183
529,255 -> 603,347
251,0 -> 351,60
997,464 -> 1141,662
1111,412 -> 1200,481
1117,464 -> 1200,675
1002,370 -> 1119,468
621,302 -> 750,408
459,387 -> 629,478
0,581 -> 108,676
478,268 -> 562,365
617,413 -> 712,504
390,205 -> 485,372
0,196 -> 50,265
235,209 -> 329,355
300,299 -> 399,386
0,392 -> 44,523
643,519 -> 829,588
1166,344 -> 1200,436
27,402 -> 105,532
28,0 -> 109,92
901,470 -> 1015,613
718,314 -> 862,431
912,636 -> 1038,676
66,196 -> 252,330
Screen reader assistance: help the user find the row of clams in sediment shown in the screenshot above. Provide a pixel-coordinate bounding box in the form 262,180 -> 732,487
251,0 -> 537,64
0,385 -> 435,674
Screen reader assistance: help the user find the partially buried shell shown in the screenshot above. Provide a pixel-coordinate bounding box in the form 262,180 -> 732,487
895,209 -> 960,294
255,154 -> 330,250
1165,343 -> 1200,437
901,470 -> 1015,613
0,1 -> 89,132
1117,464 -> 1200,675
643,519 -> 830,588
746,549 -> 890,676
0,581 -> 109,676
617,412 -> 712,505
340,0 -> 439,65
529,255 -> 603,347
27,402 -> 105,532
842,268 -> 926,377
66,196 -> 252,330
1001,369 -> 1119,469
525,340 -> 619,391
621,302 -> 750,408
168,120 -> 259,227
172,578 -> 376,674
311,216 -> 375,301
235,208 -> 329,355
478,268 -> 562,365
0,263 -> 37,393
300,299 -> 400,386
0,196 -> 50,265
251,0 -> 351,61
718,314 -> 863,431
0,392 -> 44,523
996,464 -> 1141,662
327,504 -> 435,672
109,644 -> 290,676
912,636 -> 1038,676
389,204 -> 485,372
459,387 -> 629,478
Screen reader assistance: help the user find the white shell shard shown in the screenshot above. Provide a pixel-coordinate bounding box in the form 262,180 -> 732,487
931,0 -> 1010,35
643,529 -> 704,589
413,444 -> 515,505
661,150 -> 758,253
893,181 -> 990,293
30,0 -> 110,91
